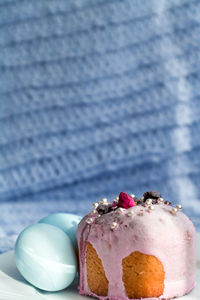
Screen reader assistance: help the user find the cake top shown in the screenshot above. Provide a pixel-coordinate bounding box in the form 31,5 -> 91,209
85,191 -> 184,230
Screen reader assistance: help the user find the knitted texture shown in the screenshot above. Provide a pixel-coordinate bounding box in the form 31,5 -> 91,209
0,0 -> 200,253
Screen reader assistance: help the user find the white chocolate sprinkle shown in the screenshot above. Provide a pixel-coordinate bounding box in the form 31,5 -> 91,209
176,204 -> 182,210
100,198 -> 108,204
158,197 -> 164,204
86,217 -> 93,224
129,194 -> 135,198
110,222 -> 117,229
171,207 -> 178,215
146,199 -> 152,205
118,207 -> 125,212
127,210 -> 134,216
93,202 -> 99,209
114,196 -> 119,202
148,205 -> 154,211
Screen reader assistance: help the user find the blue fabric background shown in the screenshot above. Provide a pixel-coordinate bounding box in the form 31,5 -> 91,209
0,0 -> 200,254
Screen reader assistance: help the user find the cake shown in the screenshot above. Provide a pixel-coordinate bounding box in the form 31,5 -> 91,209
77,191 -> 196,300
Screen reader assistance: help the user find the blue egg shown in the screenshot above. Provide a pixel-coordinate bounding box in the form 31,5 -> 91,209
15,223 -> 77,291
38,213 -> 82,250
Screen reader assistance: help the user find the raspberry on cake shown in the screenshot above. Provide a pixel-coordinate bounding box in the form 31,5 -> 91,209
77,191 -> 196,300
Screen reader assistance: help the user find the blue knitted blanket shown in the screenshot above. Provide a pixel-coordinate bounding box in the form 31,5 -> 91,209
0,0 -> 200,253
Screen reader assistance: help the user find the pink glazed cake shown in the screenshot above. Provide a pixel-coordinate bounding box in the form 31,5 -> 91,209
77,191 -> 196,300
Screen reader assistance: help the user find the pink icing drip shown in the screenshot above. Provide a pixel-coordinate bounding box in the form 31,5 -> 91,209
77,205 -> 196,300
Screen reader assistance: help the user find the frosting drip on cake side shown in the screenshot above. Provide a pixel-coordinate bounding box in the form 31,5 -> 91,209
77,193 -> 196,300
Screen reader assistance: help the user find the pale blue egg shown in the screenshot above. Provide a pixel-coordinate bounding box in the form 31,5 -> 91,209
38,213 -> 82,250
15,223 -> 77,291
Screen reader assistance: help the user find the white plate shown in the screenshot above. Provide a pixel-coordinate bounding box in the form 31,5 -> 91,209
0,233 -> 199,300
